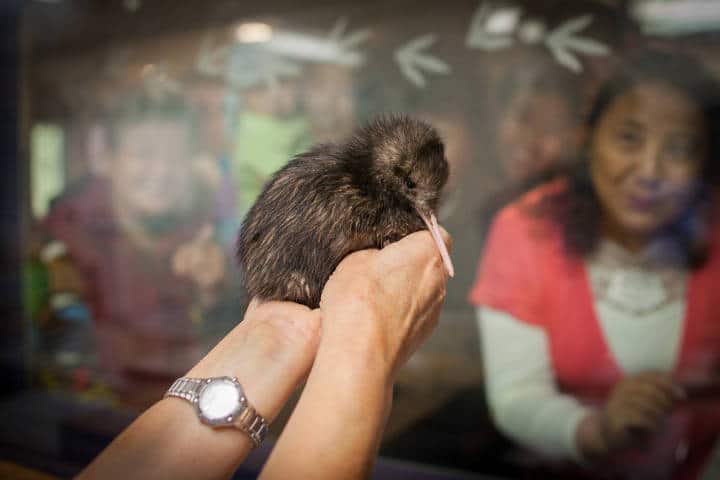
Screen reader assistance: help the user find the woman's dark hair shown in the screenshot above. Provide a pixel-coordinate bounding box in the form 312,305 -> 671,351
540,48 -> 720,267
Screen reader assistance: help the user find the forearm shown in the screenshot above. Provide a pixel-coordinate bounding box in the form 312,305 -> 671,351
491,386 -> 593,460
80,303 -> 320,480
78,397 -> 251,480
478,307 -> 591,460
261,331 -> 393,479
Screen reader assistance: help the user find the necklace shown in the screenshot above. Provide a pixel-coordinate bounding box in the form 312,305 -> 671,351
588,239 -> 687,316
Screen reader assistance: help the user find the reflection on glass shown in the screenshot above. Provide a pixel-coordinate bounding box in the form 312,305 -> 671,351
16,1 -> 720,478
30,123 -> 65,219
38,93 -> 232,408
472,49 -> 720,480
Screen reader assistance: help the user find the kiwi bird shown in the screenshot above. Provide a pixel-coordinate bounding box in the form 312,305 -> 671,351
236,115 -> 454,308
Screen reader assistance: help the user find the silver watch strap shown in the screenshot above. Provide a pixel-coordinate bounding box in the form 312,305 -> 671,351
234,401 -> 268,447
164,376 -> 268,447
165,377 -> 205,403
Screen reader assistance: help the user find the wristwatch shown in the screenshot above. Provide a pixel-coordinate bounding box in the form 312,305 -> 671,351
164,376 -> 268,447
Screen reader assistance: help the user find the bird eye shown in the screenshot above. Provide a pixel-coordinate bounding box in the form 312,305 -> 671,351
405,178 -> 416,189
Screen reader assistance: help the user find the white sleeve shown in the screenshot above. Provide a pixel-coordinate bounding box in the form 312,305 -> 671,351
477,306 -> 593,460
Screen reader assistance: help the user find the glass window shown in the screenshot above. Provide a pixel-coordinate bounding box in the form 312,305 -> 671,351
8,0 -> 720,478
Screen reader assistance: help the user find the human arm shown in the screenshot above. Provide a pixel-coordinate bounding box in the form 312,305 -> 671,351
472,201 -> 591,457
478,306 -> 593,460
77,300 -> 321,480
576,372 -> 685,460
478,306 -> 685,462
259,229 -> 451,480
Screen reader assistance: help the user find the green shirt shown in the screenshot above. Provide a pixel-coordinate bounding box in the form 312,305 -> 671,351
232,112 -> 313,215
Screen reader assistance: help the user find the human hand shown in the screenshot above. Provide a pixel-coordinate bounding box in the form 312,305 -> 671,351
172,224 -> 225,290
579,372 -> 686,459
257,230 -> 451,480
319,228 -> 451,379
192,153 -> 222,190
600,372 -> 685,451
577,372 -> 686,460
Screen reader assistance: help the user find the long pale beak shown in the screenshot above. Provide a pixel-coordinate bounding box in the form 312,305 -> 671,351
417,209 -> 454,278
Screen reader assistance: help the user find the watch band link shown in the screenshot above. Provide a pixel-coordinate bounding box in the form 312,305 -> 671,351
166,377 -> 205,403
235,402 -> 268,447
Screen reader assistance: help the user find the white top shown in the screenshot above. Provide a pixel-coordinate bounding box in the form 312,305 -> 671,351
477,238 -> 688,460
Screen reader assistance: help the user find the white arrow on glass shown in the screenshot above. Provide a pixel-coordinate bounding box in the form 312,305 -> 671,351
466,2 -> 518,50
394,34 -> 451,88
265,18 -> 371,68
545,15 -> 610,73
328,16 -> 372,62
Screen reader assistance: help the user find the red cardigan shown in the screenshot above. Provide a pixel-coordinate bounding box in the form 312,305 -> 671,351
469,181 -> 720,479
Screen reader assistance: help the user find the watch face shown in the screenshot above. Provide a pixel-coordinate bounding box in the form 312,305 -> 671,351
197,377 -> 243,424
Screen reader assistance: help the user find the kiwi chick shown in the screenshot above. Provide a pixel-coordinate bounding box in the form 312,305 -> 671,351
236,115 -> 454,309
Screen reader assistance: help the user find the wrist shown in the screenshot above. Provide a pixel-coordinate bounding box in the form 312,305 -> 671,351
318,313 -> 398,388
305,335 -> 396,435
186,306 -> 321,423
576,411 -> 612,461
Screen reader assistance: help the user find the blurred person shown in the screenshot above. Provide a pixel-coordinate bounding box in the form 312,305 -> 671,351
301,63 -> 357,143
231,77 -> 313,215
493,59 -> 584,184
44,92 -> 230,408
78,229 -> 451,479
185,76 -> 240,249
480,0 -> 643,216
474,55 -> 590,275
470,49 -> 720,479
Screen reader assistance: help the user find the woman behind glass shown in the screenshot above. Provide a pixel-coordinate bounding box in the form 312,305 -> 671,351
470,49 -> 720,479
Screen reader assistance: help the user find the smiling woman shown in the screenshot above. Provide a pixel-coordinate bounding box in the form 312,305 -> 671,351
551,50 -> 720,262
470,49 -> 720,479
590,82 -> 706,251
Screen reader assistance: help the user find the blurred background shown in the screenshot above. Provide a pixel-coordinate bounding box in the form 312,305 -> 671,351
3,0 -> 720,478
